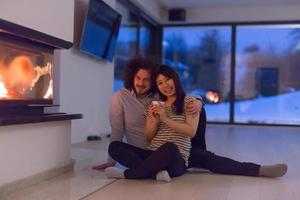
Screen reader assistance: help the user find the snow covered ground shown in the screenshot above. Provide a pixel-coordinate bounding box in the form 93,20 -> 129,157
206,91 -> 300,125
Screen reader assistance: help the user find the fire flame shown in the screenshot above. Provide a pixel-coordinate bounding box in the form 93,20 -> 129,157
0,80 -> 8,97
206,91 -> 220,104
44,79 -> 53,99
0,56 -> 53,99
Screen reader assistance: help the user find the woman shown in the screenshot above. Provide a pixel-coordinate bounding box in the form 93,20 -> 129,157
105,65 -> 288,182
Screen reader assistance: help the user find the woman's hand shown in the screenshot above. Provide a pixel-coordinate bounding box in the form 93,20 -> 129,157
152,103 -> 167,122
148,104 -> 160,123
145,103 -> 161,141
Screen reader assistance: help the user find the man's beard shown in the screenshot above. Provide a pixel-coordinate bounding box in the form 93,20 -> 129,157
135,85 -> 149,96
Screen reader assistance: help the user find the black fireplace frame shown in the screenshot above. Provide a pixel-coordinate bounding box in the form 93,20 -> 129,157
0,18 -> 72,107
0,18 -> 72,49
0,18 -> 78,121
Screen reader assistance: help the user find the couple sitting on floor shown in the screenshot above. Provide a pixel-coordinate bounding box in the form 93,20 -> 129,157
93,56 -> 287,182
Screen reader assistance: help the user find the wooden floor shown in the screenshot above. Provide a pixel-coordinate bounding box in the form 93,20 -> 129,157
84,125 -> 300,200
3,124 -> 300,200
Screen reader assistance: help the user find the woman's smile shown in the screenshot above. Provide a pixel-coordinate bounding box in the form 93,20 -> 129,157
156,74 -> 176,97
161,86 -> 174,96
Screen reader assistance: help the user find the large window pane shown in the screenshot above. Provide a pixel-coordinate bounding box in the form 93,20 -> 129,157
163,26 -> 232,122
139,19 -> 152,57
114,2 -> 138,92
235,24 -> 300,125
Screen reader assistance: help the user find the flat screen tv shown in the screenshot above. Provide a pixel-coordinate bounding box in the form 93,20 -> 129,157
80,0 -> 122,62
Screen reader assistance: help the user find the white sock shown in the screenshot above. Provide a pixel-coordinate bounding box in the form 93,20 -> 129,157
156,170 -> 171,182
104,167 -> 125,179
259,163 -> 288,178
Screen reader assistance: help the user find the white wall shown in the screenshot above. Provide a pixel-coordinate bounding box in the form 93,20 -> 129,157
131,2 -> 300,24
59,0 -> 115,143
0,0 -> 115,143
0,121 -> 71,186
0,0 -> 73,41
160,4 -> 300,23
130,0 -> 163,22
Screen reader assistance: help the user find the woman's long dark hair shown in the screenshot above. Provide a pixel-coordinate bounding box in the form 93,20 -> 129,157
123,55 -> 159,95
156,65 -> 186,115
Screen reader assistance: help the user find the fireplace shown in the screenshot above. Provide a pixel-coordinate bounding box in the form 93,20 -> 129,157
0,17 -> 82,195
0,18 -> 70,108
0,18 -> 81,123
0,38 -> 53,103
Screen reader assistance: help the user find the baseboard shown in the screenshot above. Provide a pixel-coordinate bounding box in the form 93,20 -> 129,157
0,159 -> 75,198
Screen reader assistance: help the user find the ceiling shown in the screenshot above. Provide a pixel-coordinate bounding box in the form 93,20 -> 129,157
156,0 -> 300,9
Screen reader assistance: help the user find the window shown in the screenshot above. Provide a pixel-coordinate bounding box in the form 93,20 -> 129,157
163,23 -> 300,126
235,24 -> 300,125
139,19 -> 153,57
163,26 -> 232,122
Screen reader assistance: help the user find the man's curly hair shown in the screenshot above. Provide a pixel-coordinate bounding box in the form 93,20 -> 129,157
123,55 -> 159,95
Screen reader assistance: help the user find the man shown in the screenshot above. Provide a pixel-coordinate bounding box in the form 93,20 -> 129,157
94,56 -> 287,178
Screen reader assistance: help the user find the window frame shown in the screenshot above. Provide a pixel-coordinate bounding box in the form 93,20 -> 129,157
162,20 -> 300,127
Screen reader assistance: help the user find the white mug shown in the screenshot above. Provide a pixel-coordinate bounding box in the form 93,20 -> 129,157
152,101 -> 165,106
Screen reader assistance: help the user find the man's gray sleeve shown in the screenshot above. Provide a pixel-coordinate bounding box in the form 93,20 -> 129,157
107,92 -> 125,163
109,91 -> 125,143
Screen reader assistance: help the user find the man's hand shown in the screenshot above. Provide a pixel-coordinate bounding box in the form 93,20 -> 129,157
186,98 -> 202,117
92,161 -> 116,170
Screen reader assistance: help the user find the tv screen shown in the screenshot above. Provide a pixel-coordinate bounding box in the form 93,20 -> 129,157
80,0 -> 122,62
